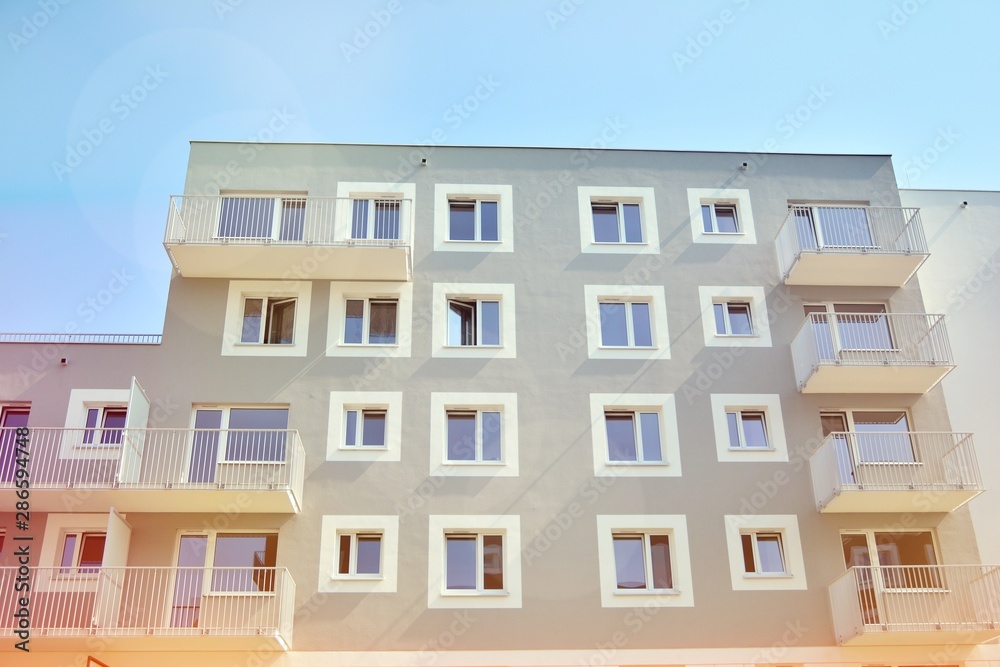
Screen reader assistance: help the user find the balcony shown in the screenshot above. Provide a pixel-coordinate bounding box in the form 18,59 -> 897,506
0,428 -> 305,513
829,565 -> 1000,645
790,312 -> 954,393
809,432 -> 983,512
775,205 -> 929,287
164,195 -> 413,280
0,567 -> 294,651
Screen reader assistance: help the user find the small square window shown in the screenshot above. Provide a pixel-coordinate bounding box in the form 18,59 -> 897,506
741,532 -> 786,574
592,201 -> 643,244
447,299 -> 501,347
344,409 -> 387,448
449,199 -> 500,242
82,406 -> 127,445
713,301 -> 753,336
351,198 -> 402,240
446,410 -> 502,462
338,532 -> 383,576
241,296 -> 296,345
599,301 -> 653,348
727,410 -> 770,449
605,411 -> 662,463
344,298 -> 398,345
60,532 -> 106,574
445,533 -> 505,592
612,533 -> 673,591
702,203 -> 740,234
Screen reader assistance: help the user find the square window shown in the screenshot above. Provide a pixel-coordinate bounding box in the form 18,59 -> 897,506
702,202 -> 740,234
612,533 -> 673,590
449,199 -> 500,242
328,282 -> 412,359
344,298 -> 398,345
211,533 -> 278,592
605,411 -> 662,463
241,296 -> 296,345
82,406 -> 126,445
578,187 -> 659,254
741,532 -> 786,574
592,202 -> 643,244
351,198 -> 402,240
224,281 -> 311,357
338,532 -> 383,576
725,515 -> 806,590
60,532 -> 106,574
711,395 -> 788,463
713,301 -> 753,336
447,299 -> 501,347
345,409 -> 387,448
688,188 -> 756,244
590,394 -> 681,478
433,185 -> 513,253
430,393 -> 518,477
445,533 -> 505,592
727,410 -> 770,449
698,286 -> 771,348
446,410 -> 502,462
596,515 -> 694,607
433,284 -> 516,358
320,515 -> 399,593
599,301 -> 653,348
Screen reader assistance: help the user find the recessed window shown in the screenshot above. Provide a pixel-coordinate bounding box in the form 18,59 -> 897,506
612,533 -> 672,591
344,298 -> 398,345
592,201 -> 643,244
344,409 -> 387,448
211,533 -> 278,592
448,299 -> 501,347
702,202 -> 740,234
449,199 -> 499,242
445,533 -> 505,592
241,296 -> 296,345
714,301 -> 753,336
351,198 -> 402,241
338,532 -> 383,576
599,300 -> 653,348
605,411 -> 661,463
59,532 -> 106,574
741,532 -> 785,574
188,407 -> 288,483
727,410 -> 770,449
82,406 -> 126,445
447,410 -> 502,462
842,530 -> 941,589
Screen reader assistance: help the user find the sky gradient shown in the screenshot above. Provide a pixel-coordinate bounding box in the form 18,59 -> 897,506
1,0 -> 997,334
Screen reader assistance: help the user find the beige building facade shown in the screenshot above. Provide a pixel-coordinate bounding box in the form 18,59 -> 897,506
1,143 -> 998,666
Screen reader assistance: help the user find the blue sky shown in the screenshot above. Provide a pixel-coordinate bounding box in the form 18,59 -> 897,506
1,0 -> 997,334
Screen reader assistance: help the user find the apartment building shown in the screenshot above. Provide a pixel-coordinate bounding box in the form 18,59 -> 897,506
1,142 -> 998,667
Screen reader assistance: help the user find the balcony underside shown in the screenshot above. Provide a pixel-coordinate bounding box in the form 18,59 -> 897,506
165,242 -> 410,280
4,631 -> 290,652
0,487 -> 299,513
819,487 -> 982,513
785,251 -> 928,287
800,363 -> 954,394
839,624 -> 1000,646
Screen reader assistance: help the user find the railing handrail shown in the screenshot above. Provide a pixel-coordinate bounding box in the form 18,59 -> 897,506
792,311 -> 947,340
0,333 -> 162,344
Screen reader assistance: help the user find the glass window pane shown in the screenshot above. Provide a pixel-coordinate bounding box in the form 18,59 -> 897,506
842,533 -> 872,568
715,205 -> 739,233
639,412 -> 662,462
481,412 -> 502,461
726,412 -> 741,449
605,413 -> 637,462
100,408 -> 126,444
226,409 -> 288,461
481,301 -> 501,346
219,197 -> 274,238
344,299 -> 364,344
480,201 -> 499,241
265,298 -> 295,344
449,201 -> 476,241
483,535 -> 503,590
701,204 -> 714,233
630,302 -> 652,347
599,303 -> 628,346
757,534 -> 784,573
649,534 -> 672,589
361,411 -> 386,447
356,536 -> 381,575
345,410 -> 358,447
592,204 -> 620,242
242,298 -> 263,343
741,534 -> 756,573
741,413 -> 769,448
613,535 -> 646,589
351,200 -> 369,239
622,203 -> 642,243
448,300 -> 476,346
78,534 -> 104,572
713,303 -> 727,335
373,200 -> 400,239
368,301 -> 398,345
278,199 -> 305,241
817,207 -> 873,247
853,411 -> 913,463
446,536 -> 477,590
60,534 -> 77,571
338,535 -> 351,574
447,412 -> 476,461
212,533 -> 276,592
728,304 -> 753,336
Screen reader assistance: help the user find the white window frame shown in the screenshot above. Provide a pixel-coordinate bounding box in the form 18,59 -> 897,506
446,298 -> 502,347
597,298 -> 654,349
596,515 -> 694,608
589,394 -> 682,478
187,404 -> 291,470
710,394 -> 788,463
840,529 -> 944,592
336,531 -> 383,577
335,181 -> 415,244
427,515 -> 522,609
432,283 -> 516,358
714,300 -> 753,336
688,188 -> 756,244
577,186 -> 660,254
584,285 -> 671,360
342,297 -> 398,345
81,405 -> 127,446
327,392 -> 402,462
444,409 -> 503,463
724,515 -> 807,591
319,515 -> 399,593
433,184 -> 514,252
171,530 -> 279,596
61,389 -> 130,460
343,408 -> 388,448
223,280 -> 311,357
38,514 -> 113,593
238,295 -> 297,345
698,286 -> 772,348
429,393 -> 518,477
327,281 -> 412,358
701,201 -> 741,234
726,409 -> 771,450
57,530 -> 106,575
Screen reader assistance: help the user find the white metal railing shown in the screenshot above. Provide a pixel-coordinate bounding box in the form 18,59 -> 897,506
830,564 -> 1000,642
165,195 -> 413,248
0,333 -> 162,344
0,428 -> 304,494
776,205 -> 928,280
810,431 -> 982,506
0,567 -> 294,643
792,312 -> 953,380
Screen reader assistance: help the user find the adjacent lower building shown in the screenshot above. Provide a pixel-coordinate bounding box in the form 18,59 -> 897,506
1,142 -> 998,666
